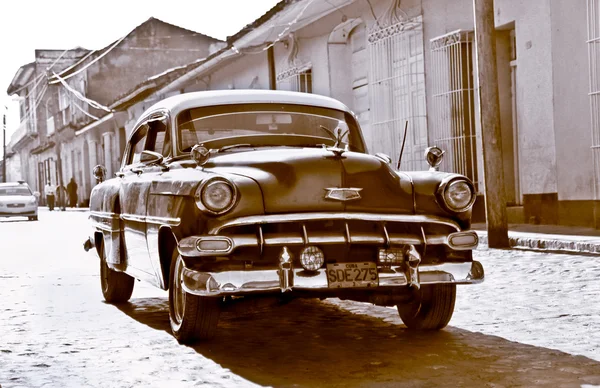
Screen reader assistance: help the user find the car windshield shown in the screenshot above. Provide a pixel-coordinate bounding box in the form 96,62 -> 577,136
0,187 -> 32,196
176,103 -> 366,153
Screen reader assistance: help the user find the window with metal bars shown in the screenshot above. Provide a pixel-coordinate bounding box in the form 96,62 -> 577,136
429,30 -> 479,192
588,0 -> 600,198
367,17 -> 428,171
276,66 -> 313,93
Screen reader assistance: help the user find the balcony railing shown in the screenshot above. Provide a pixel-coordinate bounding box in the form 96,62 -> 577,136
9,120 -> 30,146
56,106 -> 73,131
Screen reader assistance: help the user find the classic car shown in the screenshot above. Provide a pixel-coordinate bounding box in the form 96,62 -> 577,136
85,89 -> 483,344
0,181 -> 39,221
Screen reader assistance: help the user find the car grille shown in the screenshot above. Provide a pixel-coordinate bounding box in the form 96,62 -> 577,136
212,214 -> 461,264
7,203 -> 26,208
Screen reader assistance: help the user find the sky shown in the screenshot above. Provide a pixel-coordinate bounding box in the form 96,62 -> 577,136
0,0 -> 281,157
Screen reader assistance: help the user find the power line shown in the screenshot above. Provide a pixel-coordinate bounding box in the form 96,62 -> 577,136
112,46 -> 210,51
52,72 -> 112,113
232,0 -> 316,55
9,73 -> 45,96
72,101 -> 100,121
49,34 -> 128,85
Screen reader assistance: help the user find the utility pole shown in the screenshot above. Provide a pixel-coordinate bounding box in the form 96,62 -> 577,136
473,0 -> 509,248
2,105 -> 6,183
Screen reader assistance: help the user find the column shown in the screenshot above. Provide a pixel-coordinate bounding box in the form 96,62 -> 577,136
89,140 -> 98,170
102,132 -> 113,178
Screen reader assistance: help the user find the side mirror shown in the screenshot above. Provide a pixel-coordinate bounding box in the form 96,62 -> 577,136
140,150 -> 164,166
33,191 -> 41,198
93,165 -> 107,182
375,153 -> 392,165
425,146 -> 445,171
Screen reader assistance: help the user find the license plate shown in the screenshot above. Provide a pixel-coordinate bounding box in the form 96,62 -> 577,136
326,262 -> 379,288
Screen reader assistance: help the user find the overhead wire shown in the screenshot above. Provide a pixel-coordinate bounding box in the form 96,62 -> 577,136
10,73 -> 45,96
231,0 -> 316,55
52,72 -> 112,113
72,101 -> 100,121
49,34 -> 128,85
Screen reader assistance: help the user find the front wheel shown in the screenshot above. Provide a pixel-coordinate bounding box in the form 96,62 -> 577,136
28,216 -> 38,221
169,251 -> 221,343
99,242 -> 134,303
397,284 -> 456,330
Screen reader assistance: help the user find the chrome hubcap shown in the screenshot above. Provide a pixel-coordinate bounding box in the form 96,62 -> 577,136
173,255 -> 185,323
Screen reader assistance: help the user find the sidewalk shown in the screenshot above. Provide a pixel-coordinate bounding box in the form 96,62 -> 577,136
39,206 -> 90,213
473,222 -> 600,254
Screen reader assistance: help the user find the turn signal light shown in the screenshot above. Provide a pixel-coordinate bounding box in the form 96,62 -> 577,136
196,237 -> 232,252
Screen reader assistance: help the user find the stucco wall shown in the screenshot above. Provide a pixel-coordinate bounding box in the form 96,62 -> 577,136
208,50 -> 270,91
495,0 -> 558,195
550,0 -> 593,200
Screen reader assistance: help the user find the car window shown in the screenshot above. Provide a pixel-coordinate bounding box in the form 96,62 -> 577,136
176,103 -> 365,153
0,187 -> 32,196
145,117 -> 171,157
126,124 -> 149,166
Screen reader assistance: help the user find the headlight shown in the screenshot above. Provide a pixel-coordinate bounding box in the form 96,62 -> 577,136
195,178 -> 237,214
442,179 -> 475,212
28,198 -> 37,205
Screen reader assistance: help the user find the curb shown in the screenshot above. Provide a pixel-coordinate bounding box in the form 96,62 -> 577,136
476,231 -> 600,254
39,207 -> 90,213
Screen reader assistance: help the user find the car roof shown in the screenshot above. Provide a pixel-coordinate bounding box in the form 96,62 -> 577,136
0,181 -> 30,188
135,89 -> 354,128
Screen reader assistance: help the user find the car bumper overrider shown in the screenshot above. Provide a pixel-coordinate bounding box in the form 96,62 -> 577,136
177,212 -> 484,297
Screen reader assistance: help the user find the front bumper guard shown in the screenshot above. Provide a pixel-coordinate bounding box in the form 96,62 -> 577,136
181,260 -> 485,297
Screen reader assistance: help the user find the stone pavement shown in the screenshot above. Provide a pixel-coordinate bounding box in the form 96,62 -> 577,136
473,222 -> 600,254
1,209 -> 600,387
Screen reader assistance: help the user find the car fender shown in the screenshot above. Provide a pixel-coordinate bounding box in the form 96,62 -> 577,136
89,179 -> 126,270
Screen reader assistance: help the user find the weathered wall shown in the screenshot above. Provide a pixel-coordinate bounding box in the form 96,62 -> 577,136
86,19 -> 219,114
208,50 -> 271,91
550,0 -> 593,201
495,0 -> 557,195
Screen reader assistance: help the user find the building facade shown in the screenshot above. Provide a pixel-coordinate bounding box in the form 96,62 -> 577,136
127,0 -> 594,227
6,18 -> 222,205
6,0 -> 597,228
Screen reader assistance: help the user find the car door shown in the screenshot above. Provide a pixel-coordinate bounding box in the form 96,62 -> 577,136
118,114 -> 169,280
139,113 -> 177,288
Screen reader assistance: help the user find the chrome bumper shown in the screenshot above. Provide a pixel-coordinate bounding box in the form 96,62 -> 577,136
181,261 -> 484,297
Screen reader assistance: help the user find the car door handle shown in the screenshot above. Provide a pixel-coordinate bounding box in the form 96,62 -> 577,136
131,168 -> 143,175
115,172 -> 125,178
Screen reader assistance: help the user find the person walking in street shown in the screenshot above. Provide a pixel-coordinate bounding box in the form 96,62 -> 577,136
56,183 -> 67,211
44,181 -> 56,211
67,177 -> 78,208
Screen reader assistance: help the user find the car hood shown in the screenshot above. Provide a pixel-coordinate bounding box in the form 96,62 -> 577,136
0,195 -> 35,204
202,147 -> 414,214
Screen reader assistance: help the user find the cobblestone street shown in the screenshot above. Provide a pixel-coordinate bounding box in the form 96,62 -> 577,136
1,210 -> 600,387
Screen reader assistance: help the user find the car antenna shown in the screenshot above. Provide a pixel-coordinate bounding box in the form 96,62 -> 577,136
396,120 -> 409,170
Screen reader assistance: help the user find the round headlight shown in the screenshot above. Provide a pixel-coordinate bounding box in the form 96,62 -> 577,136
443,180 -> 475,212
196,178 -> 236,214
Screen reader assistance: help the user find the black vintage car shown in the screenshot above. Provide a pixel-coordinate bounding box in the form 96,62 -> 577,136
85,90 -> 483,343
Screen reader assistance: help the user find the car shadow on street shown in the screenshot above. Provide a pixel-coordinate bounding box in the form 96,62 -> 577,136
116,297 -> 600,388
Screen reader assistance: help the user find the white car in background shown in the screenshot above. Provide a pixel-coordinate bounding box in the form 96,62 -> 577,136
0,181 -> 39,221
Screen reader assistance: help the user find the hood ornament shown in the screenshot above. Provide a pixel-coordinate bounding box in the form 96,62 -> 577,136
320,123 -> 350,157
324,187 -> 363,202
